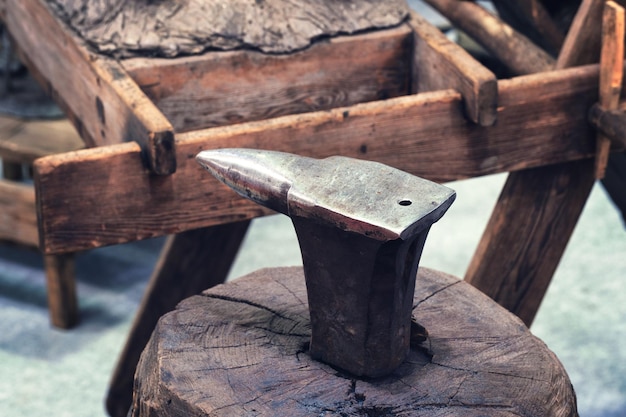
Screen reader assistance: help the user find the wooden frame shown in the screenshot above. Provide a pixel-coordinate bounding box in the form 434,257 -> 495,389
1,0 -> 615,415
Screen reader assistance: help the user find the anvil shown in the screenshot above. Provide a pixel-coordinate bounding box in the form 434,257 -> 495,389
197,149 -> 455,377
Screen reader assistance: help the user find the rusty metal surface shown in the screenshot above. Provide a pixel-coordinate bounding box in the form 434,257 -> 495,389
196,148 -> 455,377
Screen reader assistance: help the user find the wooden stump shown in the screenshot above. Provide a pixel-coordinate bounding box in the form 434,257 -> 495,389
131,267 -> 577,417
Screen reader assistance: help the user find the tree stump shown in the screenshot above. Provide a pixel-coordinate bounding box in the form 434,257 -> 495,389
131,267 -> 577,417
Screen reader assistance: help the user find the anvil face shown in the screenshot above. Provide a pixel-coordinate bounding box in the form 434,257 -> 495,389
196,149 -> 456,241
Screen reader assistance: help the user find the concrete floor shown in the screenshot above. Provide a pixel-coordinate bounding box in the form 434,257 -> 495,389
1,172 -> 625,416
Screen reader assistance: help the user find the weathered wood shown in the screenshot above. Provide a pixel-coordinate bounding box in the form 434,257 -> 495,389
465,160 -> 595,325
106,221 -> 251,417
595,1 -> 625,179
409,11 -> 497,126
556,0 -> 606,68
0,115 -> 84,163
48,0 -> 409,57
34,65 -> 602,255
122,25 -> 413,133
131,267 -> 577,417
465,1 -> 603,326
422,0 -> 555,75
491,0 -> 566,56
1,0 -> 176,174
0,179 -> 37,246
44,253 -> 77,328
589,103 -> 626,147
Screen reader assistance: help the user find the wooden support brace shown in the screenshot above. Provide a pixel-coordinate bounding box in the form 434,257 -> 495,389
595,1 -> 625,179
106,221 -> 251,417
33,65 -> 601,255
409,11 -> 497,126
465,0 -> 606,326
422,0 -> 555,75
1,0 -> 176,174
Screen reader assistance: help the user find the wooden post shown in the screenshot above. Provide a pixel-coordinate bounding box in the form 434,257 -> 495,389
465,0 -> 605,326
44,253 -> 78,328
595,1 -> 625,179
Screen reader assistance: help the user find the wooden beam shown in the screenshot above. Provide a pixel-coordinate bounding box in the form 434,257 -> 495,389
0,179 -> 37,246
465,0 -> 607,327
556,0 -> 606,69
1,0 -> 176,174
422,0 -> 555,75
34,65 -> 601,255
409,11 -> 497,126
122,25 -> 413,133
595,1 -> 625,179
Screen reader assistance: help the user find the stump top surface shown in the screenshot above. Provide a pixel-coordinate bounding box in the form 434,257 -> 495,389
132,267 -> 577,417
48,0 -> 409,57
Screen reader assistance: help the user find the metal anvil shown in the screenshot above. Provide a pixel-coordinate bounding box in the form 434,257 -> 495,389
197,149 -> 455,377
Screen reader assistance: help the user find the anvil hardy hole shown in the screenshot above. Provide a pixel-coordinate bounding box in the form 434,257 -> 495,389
398,199 -> 412,206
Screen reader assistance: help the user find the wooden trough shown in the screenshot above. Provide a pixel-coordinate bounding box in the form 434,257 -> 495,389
1,0 -> 623,415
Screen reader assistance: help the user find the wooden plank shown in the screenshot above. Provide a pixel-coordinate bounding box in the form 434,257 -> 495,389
589,104 -> 626,147
422,0 -> 555,75
595,1 -> 625,179
106,221 -> 251,417
0,116 -> 84,163
0,178 -> 38,246
44,253 -> 78,329
1,0 -> 176,174
34,65 -> 601,255
409,11 -> 497,126
122,25 -> 413,132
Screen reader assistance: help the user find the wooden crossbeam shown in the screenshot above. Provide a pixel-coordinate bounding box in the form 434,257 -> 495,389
0,179 -> 38,246
34,64 -> 601,255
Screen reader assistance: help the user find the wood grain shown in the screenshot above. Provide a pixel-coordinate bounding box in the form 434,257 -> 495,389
465,0 -> 605,326
595,1 -> 625,179
409,11 -> 497,126
0,179 -> 37,246
589,103 -> 626,147
34,65 -> 602,254
44,253 -> 77,328
556,0 -> 606,69
2,0 -> 176,174
422,0 -> 555,75
131,267 -> 577,417
123,25 -> 413,133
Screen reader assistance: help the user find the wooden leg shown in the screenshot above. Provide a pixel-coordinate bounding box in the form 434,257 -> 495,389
464,159 -> 595,326
106,220 -> 252,417
44,253 -> 79,328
